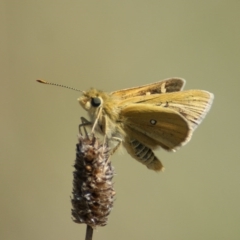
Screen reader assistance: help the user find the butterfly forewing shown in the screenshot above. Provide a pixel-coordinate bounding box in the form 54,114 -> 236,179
111,78 -> 185,99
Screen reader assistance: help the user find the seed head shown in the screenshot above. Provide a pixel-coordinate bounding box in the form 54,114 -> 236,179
71,135 -> 115,228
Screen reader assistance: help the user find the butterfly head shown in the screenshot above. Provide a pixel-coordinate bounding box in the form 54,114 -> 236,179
78,89 -> 108,114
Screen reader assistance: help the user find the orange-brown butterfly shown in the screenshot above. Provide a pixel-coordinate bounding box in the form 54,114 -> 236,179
37,78 -> 214,171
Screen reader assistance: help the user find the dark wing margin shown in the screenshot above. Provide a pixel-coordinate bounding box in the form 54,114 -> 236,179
111,78 -> 185,99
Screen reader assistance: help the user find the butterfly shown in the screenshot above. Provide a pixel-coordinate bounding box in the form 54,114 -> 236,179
37,78 -> 214,171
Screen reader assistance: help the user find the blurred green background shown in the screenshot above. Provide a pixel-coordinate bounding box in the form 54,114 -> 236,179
1,1 -> 240,240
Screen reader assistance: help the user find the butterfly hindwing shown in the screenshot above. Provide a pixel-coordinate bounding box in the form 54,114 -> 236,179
121,104 -> 191,150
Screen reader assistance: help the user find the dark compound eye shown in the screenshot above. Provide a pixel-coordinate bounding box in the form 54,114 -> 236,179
91,97 -> 101,107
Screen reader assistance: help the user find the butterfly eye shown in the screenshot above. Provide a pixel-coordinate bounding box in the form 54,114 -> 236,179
91,97 -> 101,107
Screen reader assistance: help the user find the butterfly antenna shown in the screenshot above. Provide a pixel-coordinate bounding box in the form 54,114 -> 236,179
36,79 -> 84,93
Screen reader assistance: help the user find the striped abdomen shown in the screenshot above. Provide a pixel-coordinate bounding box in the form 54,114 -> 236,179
123,139 -> 164,171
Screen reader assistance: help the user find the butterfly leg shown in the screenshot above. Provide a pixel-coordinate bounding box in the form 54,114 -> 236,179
110,137 -> 122,155
101,136 -> 122,157
103,135 -> 122,170
79,117 -> 92,137
91,107 -> 103,134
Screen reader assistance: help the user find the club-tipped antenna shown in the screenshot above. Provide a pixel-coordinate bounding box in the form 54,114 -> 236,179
36,79 -> 84,93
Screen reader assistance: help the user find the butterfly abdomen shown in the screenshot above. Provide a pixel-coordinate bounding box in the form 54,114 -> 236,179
124,139 -> 164,171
